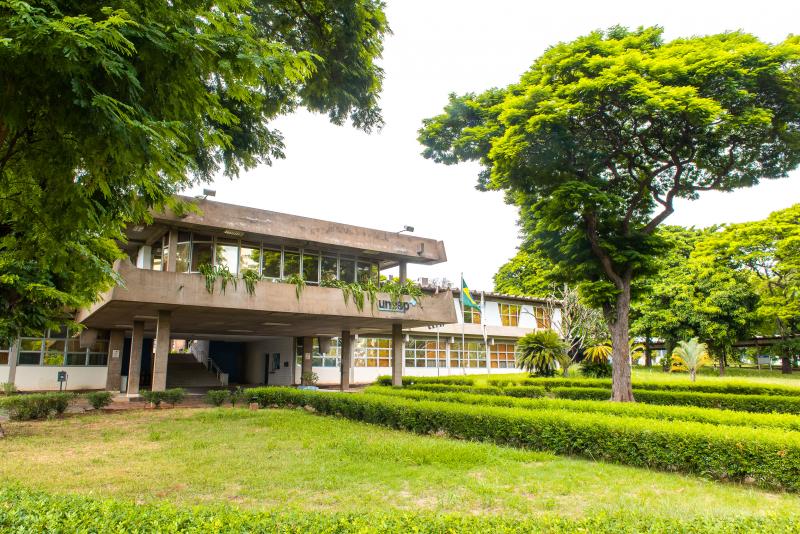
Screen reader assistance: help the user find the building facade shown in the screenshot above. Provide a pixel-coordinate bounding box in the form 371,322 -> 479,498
0,198 -> 550,392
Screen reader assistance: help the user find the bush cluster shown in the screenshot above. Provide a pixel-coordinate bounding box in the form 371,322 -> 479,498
489,376 -> 800,397
552,387 -> 800,414
2,487 -> 797,533
141,388 -> 186,407
205,389 -> 230,407
375,375 -> 475,386
0,393 -> 71,420
246,387 -> 800,491
86,391 -> 113,410
364,386 -> 800,432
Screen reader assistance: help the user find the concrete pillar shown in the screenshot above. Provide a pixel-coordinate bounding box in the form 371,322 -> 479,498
301,336 -> 313,385
340,331 -> 352,391
166,229 -> 178,272
391,323 -> 403,387
127,320 -> 145,395
105,330 -> 125,391
151,310 -> 171,392
7,339 -> 18,385
399,261 -> 407,283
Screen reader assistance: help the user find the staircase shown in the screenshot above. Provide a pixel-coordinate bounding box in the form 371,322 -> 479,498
166,353 -> 223,388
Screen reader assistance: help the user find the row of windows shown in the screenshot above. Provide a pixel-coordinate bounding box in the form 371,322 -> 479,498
150,232 -> 379,284
464,303 -> 551,329
14,329 -> 110,367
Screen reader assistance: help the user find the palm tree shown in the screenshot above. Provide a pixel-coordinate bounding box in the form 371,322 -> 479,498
585,339 -> 645,364
671,338 -> 712,382
517,330 -> 566,376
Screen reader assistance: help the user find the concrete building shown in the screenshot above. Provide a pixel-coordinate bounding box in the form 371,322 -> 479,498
0,198 -> 552,392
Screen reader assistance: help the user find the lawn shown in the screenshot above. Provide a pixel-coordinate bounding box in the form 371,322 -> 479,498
1,406 -> 798,520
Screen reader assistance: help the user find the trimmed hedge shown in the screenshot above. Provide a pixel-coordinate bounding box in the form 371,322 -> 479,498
2,487 -> 797,533
489,376 -> 800,397
141,388 -> 186,407
552,387 -> 800,414
245,387 -> 800,491
365,386 -> 800,432
406,383 -> 547,399
376,375 -> 475,386
0,393 -> 71,421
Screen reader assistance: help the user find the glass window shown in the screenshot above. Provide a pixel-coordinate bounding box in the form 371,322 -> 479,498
283,248 -> 300,278
534,307 -> 551,329
215,240 -> 239,273
0,345 -> 9,365
151,242 -> 163,271
464,307 -> 481,324
321,256 -> 338,283
66,352 -> 87,366
191,243 -> 213,272
499,303 -> 521,327
302,251 -> 319,284
88,353 -> 108,366
354,337 -> 391,368
356,262 -> 372,284
491,343 -> 517,369
175,242 -> 190,273
42,338 -> 65,366
311,338 -> 340,367
450,341 -> 487,368
405,338 -> 446,368
18,351 -> 41,365
161,234 -> 170,272
239,242 -> 260,274
262,247 -> 281,278
339,258 -> 355,283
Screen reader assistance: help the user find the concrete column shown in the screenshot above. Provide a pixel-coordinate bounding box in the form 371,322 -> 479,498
301,336 -> 313,385
151,310 -> 171,392
105,330 -> 125,391
166,229 -> 178,272
340,331 -> 352,391
391,323 -> 403,387
399,261 -> 407,283
127,320 -> 145,395
7,339 -> 18,385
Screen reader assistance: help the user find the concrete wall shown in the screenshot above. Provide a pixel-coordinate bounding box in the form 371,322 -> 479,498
306,364 -> 523,385
13,366 -> 107,391
244,338 -> 294,386
0,366 -> 8,384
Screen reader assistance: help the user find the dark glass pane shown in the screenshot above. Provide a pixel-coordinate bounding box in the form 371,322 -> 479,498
356,262 -> 371,284
175,243 -> 190,272
178,231 -> 191,242
18,352 -> 41,365
262,248 -> 281,278
303,252 -> 319,283
0,351 -> 8,365
321,256 -> 337,283
283,249 -> 300,278
66,353 -> 87,366
340,259 -> 355,283
193,234 -> 212,242
88,353 -> 108,366
191,243 -> 214,271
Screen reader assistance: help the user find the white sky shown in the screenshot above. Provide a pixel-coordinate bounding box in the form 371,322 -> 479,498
187,0 -> 800,290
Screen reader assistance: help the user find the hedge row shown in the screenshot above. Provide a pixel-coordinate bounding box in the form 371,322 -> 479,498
0,393 -> 71,420
376,375 -> 475,386
552,387 -> 800,414
365,386 -> 800,432
245,387 -> 800,491
404,383 -> 546,398
489,376 -> 800,397
2,487 -> 797,534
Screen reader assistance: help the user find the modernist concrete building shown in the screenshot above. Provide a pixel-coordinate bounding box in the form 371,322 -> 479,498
0,198 -> 552,392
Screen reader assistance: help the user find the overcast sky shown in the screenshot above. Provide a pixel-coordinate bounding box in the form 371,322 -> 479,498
187,0 -> 800,290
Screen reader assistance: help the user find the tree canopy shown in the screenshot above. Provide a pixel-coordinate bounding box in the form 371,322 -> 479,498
0,0 -> 389,341
419,26 -> 800,400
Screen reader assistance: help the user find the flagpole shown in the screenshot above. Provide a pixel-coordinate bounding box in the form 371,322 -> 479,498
482,290 -> 489,376
460,272 -> 465,375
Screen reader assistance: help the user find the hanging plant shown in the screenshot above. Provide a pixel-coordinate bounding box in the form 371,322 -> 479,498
285,273 -> 306,300
240,269 -> 261,296
217,265 -> 237,294
198,264 -> 217,294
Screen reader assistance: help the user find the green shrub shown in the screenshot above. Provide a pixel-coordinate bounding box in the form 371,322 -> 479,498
364,386 -> 800,433
205,389 -> 230,407
86,391 -> 113,410
579,360 -> 612,378
2,486 -> 798,533
245,387 -> 800,491
140,390 -> 162,407
376,375 -> 475,386
230,386 -> 248,407
1,382 -> 16,396
0,393 -> 71,420
405,384 -> 506,396
552,387 -> 800,414
162,388 -> 186,406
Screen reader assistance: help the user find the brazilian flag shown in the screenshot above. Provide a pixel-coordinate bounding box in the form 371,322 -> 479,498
461,277 -> 481,310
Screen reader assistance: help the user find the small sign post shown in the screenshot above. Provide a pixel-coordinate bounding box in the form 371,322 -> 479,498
57,371 -> 67,391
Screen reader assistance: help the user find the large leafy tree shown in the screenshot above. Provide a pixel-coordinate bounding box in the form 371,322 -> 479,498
693,204 -> 800,373
0,0 -> 389,341
493,247 -> 556,297
419,26 -> 800,401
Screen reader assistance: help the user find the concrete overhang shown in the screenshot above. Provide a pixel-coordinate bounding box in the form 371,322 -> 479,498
126,196 -> 447,266
76,261 -> 457,338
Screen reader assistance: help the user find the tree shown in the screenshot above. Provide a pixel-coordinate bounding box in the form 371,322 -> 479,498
517,330 -> 566,376
0,0 -> 390,341
671,338 -> 712,382
419,26 -> 800,401
693,205 -> 800,373
494,248 -> 556,297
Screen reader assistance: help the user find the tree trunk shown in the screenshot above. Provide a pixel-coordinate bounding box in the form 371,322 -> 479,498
718,351 -> 726,377
607,279 -> 634,402
782,356 -> 792,374
690,369 -> 696,382
644,334 -> 652,368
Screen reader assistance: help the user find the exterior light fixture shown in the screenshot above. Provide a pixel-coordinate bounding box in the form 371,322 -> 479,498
398,225 -> 414,234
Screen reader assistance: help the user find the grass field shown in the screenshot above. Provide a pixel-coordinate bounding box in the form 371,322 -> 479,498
1,407 -> 799,520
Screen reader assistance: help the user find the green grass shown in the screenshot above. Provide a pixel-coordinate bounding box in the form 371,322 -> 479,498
1,407 -> 799,520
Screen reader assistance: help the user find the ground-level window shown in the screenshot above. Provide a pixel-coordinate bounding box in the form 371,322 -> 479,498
312,337 -> 340,367
499,303 -> 521,327
0,344 -> 9,365
534,307 -> 551,329
354,337 -> 391,367
491,343 -> 517,368
17,329 -> 109,366
405,338 -> 446,367
450,341 -> 487,368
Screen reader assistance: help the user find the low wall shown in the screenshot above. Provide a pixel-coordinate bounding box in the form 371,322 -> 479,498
0,366 -> 8,384
306,365 -> 524,385
12,366 -> 107,391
